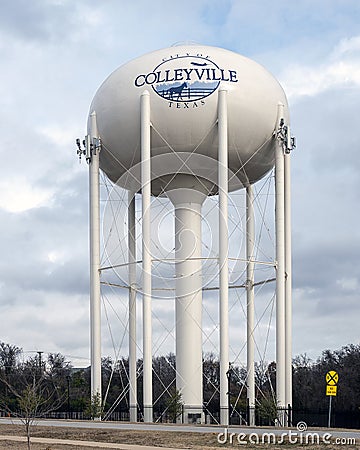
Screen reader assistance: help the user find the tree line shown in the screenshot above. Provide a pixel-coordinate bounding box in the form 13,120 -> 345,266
0,341 -> 359,424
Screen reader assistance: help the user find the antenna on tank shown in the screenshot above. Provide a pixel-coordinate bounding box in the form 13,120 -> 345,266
76,138 -> 85,162
76,136 -> 101,163
277,118 -> 296,154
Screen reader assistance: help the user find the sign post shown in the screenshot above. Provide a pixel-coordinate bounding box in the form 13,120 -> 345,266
326,370 -> 338,428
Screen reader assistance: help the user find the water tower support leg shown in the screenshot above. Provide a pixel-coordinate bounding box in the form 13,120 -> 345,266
89,111 -> 102,419
169,190 -> 205,425
128,192 -> 137,422
218,88 -> 229,426
246,185 -> 255,426
141,91 -> 153,423
275,104 -> 286,425
284,150 -> 293,423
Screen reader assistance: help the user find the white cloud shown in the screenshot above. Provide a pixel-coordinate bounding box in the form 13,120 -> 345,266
336,277 -> 359,292
36,125 -> 80,147
281,51 -> 360,100
0,179 -> 54,213
332,35 -> 360,58
0,289 -> 90,358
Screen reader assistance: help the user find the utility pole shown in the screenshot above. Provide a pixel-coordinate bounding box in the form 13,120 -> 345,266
37,351 -> 43,376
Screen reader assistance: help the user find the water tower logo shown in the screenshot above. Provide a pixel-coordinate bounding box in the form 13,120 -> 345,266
134,54 -> 238,104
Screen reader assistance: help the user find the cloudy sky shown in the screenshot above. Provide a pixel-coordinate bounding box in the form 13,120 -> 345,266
0,0 -> 359,370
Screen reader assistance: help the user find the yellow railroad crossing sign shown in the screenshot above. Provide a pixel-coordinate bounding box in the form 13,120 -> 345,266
326,370 -> 338,386
326,370 -> 338,397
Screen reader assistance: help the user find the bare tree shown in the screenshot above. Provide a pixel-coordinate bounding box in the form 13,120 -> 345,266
0,351 -> 67,450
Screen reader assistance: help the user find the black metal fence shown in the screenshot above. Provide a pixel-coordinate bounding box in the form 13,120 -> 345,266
205,405 -> 360,429
293,408 -> 360,429
2,407 -> 359,428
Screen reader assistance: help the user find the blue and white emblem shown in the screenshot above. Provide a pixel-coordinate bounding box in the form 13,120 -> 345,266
134,55 -> 238,103
153,56 -> 221,102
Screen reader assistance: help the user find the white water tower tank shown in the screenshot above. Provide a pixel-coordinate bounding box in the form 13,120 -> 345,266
88,44 -> 289,192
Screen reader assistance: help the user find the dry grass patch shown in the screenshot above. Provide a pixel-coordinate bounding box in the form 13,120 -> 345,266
0,423 -> 358,450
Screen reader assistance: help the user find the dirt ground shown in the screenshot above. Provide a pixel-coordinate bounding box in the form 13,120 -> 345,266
0,423 -> 358,450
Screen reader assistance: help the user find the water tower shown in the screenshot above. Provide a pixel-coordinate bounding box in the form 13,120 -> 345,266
80,44 -> 294,425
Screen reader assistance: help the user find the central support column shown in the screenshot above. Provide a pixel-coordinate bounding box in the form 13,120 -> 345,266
168,188 -> 205,424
